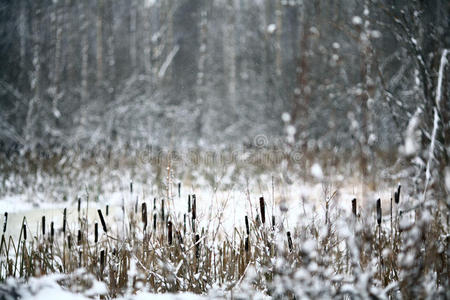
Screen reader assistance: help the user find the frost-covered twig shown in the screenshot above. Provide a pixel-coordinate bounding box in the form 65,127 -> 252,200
423,49 -> 449,199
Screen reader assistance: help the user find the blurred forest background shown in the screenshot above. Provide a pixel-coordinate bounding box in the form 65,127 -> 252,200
0,0 -> 448,160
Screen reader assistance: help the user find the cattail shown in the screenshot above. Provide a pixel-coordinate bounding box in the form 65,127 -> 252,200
161,199 -> 165,221
77,197 -> 81,214
376,198 -> 382,225
395,185 -> 401,204
135,196 -> 138,214
98,209 -> 107,233
106,205 -> 109,216
95,223 -> 98,243
192,195 -> 196,220
63,208 -> 67,234
130,180 -> 133,194
50,221 -> 54,242
178,182 -> 181,198
3,212 -> 8,233
23,224 -> 27,241
142,203 -> 147,231
100,249 -> 105,269
188,195 -> 191,213
183,213 -> 186,234
259,197 -> 266,224
168,221 -> 173,245
77,229 -> 82,245
42,216 -> 46,236
245,216 -> 250,235
195,234 -> 200,258
272,215 -> 276,231
352,198 -> 357,216
287,231 -> 293,252
153,198 -> 156,210
153,213 -> 157,231
245,236 -> 249,252
68,235 -> 72,249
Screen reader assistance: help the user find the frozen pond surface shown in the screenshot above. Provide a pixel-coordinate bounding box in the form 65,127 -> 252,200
1,178 -> 396,243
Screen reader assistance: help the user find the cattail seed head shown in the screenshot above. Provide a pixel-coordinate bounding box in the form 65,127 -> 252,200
161,199 -> 165,221
188,195 -> 191,213
195,234 -> 200,258
168,221 -> 173,245
376,198 -> 382,225
287,231 -> 293,252
272,215 -> 276,230
395,185 -> 401,204
245,216 -> 250,235
42,216 -> 46,236
63,208 -> 67,234
142,203 -> 147,231
3,212 -> 8,233
95,223 -> 99,243
100,249 -> 105,269
352,198 -> 357,216
259,197 -> 266,224
98,209 -> 107,233
192,195 -> 196,220
50,221 -> 54,242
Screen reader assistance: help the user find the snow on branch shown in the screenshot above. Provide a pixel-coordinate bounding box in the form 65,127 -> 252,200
423,49 -> 449,198
158,44 -> 180,79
